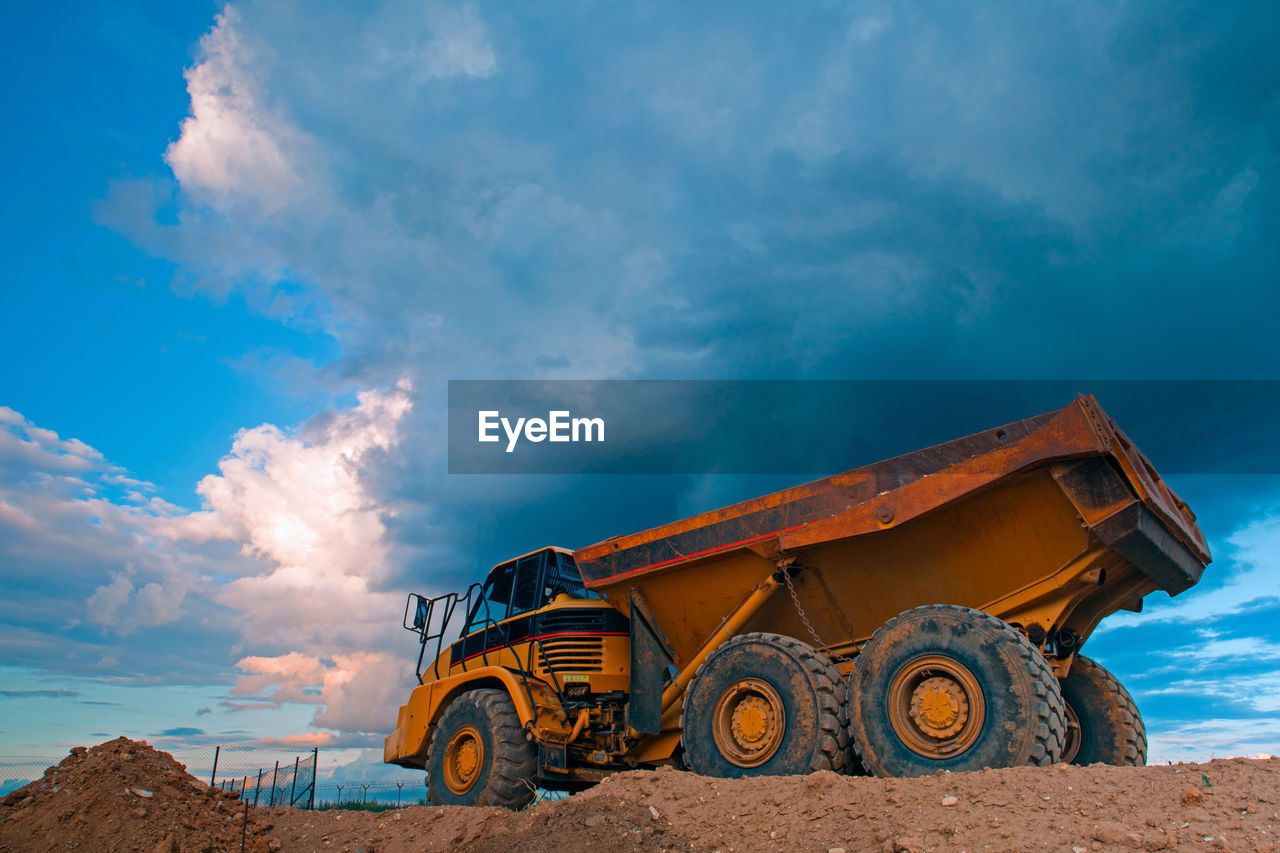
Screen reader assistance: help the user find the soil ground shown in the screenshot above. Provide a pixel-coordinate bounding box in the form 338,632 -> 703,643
3,738 -> 1278,852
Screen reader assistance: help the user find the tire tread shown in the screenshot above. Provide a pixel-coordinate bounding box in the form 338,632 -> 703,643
1065,656 -> 1147,766
849,604 -> 1067,774
426,687 -> 537,809
680,631 -> 852,773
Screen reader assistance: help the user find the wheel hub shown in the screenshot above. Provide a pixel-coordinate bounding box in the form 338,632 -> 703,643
909,676 -> 969,738
888,655 -> 986,759
442,725 -> 485,795
731,695 -> 774,745
712,678 -> 787,768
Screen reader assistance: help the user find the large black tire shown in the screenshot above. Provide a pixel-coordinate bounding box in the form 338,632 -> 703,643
681,632 -> 850,777
849,605 -> 1066,777
426,688 -> 538,808
1059,655 -> 1147,766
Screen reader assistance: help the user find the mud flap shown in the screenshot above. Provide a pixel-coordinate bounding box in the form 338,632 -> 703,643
627,589 -> 675,734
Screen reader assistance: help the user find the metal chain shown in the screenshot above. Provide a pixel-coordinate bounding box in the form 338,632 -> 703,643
782,568 -> 851,663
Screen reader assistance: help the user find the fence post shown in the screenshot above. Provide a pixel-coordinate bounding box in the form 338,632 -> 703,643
254,768 -> 263,807
396,781 -> 403,807
289,756 -> 299,807
209,745 -> 220,786
362,783 -> 369,805
308,747 -> 318,810
270,761 -> 279,806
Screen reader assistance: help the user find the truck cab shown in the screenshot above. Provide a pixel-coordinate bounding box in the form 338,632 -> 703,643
436,547 -> 629,698
385,548 -> 635,805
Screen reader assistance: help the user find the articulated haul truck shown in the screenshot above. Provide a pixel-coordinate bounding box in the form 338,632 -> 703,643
385,395 -> 1210,807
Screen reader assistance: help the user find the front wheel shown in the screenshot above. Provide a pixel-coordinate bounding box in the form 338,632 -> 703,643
426,688 -> 538,808
849,605 -> 1066,777
681,632 -> 850,777
1059,655 -> 1147,766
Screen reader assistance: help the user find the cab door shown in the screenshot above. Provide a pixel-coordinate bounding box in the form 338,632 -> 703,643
450,551 -> 548,670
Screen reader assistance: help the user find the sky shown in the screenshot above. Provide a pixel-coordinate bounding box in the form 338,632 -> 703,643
2,0 -> 1280,787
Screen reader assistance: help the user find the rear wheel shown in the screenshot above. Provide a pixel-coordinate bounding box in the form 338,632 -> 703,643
681,632 -> 850,777
426,688 -> 537,808
1059,655 -> 1147,766
849,605 -> 1066,777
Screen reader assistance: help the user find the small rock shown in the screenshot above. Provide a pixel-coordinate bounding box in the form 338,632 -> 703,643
892,836 -> 925,853
154,835 -> 178,853
268,841 -> 283,852
132,807 -> 148,818
940,796 -> 958,806
830,848 -> 847,853
1183,788 -> 1204,805
17,796 -> 35,809
583,814 -> 606,827
130,787 -> 154,798
649,805 -> 661,820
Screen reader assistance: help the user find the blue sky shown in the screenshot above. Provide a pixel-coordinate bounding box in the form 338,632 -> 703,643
2,0 -> 1279,783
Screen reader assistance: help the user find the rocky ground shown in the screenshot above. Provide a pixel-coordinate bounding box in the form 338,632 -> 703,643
3,738 -> 1279,852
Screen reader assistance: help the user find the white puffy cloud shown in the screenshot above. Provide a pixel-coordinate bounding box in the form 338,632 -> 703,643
0,409 -> 226,642
228,650 -> 407,740
165,5 -> 318,212
1,386 -> 414,738
151,381 -> 416,738
163,382 -> 412,653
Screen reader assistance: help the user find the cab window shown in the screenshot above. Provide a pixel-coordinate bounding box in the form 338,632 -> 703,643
466,561 -> 514,632
546,552 -> 599,600
509,554 -> 543,616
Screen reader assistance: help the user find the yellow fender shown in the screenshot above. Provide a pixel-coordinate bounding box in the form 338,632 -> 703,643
384,666 -> 544,766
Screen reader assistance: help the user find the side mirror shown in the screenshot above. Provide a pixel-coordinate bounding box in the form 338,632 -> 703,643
412,595 -> 428,630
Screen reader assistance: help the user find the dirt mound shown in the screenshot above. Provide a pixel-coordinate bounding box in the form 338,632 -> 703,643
0,737 -> 271,853
268,757 -> 1280,852
7,739 -> 1280,852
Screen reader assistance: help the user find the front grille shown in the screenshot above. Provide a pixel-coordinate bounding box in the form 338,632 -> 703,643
539,609 -> 609,633
534,636 -> 605,673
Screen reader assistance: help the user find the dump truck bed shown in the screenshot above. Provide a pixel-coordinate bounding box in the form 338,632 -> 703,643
574,395 -> 1209,668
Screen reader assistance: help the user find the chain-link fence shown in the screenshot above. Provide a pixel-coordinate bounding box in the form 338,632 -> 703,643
0,756 -> 60,797
213,747 -> 316,809
315,780 -> 425,808
1,745 -> 317,809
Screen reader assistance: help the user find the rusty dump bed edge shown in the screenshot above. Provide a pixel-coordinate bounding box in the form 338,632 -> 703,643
574,395 -> 1210,592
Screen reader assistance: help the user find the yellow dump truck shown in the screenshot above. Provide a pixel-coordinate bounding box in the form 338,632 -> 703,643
385,395 -> 1210,807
